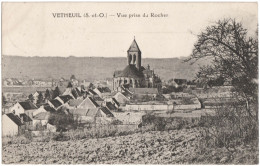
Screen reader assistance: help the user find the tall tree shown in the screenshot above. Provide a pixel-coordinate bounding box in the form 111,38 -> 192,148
2,93 -> 7,106
186,19 -> 258,101
37,92 -> 44,104
45,89 -> 51,101
52,86 -> 61,99
28,94 -> 34,103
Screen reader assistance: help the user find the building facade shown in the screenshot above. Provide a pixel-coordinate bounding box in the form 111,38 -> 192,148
113,39 -> 162,91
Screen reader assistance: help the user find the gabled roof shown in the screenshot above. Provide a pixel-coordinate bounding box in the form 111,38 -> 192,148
6,113 -> 23,126
128,39 -> 141,52
19,101 -> 38,110
97,87 -> 111,93
88,97 -> 99,107
20,113 -> 32,122
44,106 -> 56,113
100,107 -> 114,117
106,102 -> 117,111
88,89 -> 97,95
58,95 -> 73,103
129,88 -> 159,95
94,96 -> 104,101
49,99 -> 62,108
112,98 -> 120,107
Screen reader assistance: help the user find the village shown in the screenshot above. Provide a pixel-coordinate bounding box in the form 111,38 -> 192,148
2,39 -> 235,137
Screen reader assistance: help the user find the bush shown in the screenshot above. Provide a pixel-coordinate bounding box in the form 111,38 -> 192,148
199,102 -> 258,151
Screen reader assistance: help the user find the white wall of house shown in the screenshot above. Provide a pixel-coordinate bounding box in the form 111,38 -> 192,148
125,104 -> 173,111
10,103 -> 25,117
2,114 -> 19,136
33,106 -> 47,116
113,112 -> 145,124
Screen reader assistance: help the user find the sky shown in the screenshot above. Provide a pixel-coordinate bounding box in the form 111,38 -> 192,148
2,2 -> 258,58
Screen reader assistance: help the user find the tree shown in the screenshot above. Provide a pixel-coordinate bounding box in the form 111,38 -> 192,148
28,94 -> 34,103
67,82 -> 73,88
186,18 -> 258,103
52,86 -> 61,99
70,75 -> 76,80
2,93 -> 7,106
45,89 -> 51,101
37,92 -> 44,104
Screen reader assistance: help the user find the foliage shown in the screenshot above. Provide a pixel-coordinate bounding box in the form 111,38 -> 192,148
186,18 -> 258,101
162,86 -> 183,94
200,102 -> 258,151
37,92 -> 44,104
44,89 -> 52,101
28,94 -> 34,103
67,82 -> 73,88
2,93 -> 7,106
48,110 -> 75,132
52,86 -> 61,99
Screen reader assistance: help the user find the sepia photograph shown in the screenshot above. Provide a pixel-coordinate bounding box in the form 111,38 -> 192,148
1,2 -> 258,164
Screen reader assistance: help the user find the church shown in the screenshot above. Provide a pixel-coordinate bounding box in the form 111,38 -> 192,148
113,38 -> 162,91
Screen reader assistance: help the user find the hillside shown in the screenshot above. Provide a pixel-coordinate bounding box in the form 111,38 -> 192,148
2,128 -> 257,164
2,55 -> 211,81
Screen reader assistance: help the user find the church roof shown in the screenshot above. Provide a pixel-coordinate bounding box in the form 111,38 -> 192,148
115,65 -> 144,79
128,39 -> 141,52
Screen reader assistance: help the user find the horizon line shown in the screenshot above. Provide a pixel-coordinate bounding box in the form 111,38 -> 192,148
2,55 -> 189,59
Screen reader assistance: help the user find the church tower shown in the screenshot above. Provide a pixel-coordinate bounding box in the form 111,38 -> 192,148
127,38 -> 142,71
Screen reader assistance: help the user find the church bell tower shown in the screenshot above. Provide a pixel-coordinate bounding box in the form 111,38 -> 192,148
127,37 -> 142,71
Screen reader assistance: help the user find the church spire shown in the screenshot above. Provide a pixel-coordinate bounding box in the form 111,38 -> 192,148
127,37 -> 142,71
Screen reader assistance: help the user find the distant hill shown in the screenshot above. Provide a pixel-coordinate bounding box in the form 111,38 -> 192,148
2,55 -> 211,82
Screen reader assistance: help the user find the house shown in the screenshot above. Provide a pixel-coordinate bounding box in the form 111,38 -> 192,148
78,97 -> 100,109
88,89 -> 98,97
68,98 -> 84,108
2,113 -> 24,136
56,95 -> 74,104
10,101 -> 38,118
69,108 -> 98,123
48,99 -> 63,110
20,113 -> 33,130
33,112 -> 50,130
93,96 -> 104,106
93,87 -> 111,98
100,107 -> 114,117
114,92 -> 130,106
105,101 -> 118,112
173,79 -> 187,88
32,91 -> 45,104
112,98 -> 120,108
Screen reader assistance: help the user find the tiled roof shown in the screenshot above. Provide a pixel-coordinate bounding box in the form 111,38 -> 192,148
88,97 -> 99,107
128,39 -> 141,52
112,98 -> 120,107
6,113 -> 23,126
20,113 -> 32,122
58,95 -> 73,103
44,106 -> 56,113
100,107 -> 114,117
97,87 -> 111,93
19,101 -> 38,110
49,99 -> 62,108
106,102 -> 117,111
88,89 -> 97,95
115,65 -> 144,79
